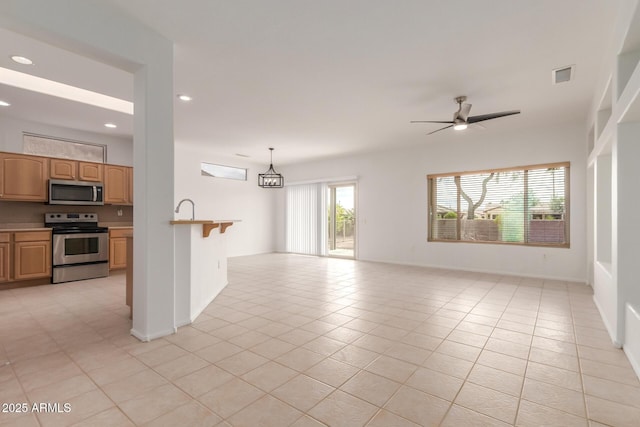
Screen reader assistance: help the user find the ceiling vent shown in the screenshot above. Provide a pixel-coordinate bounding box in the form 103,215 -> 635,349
553,65 -> 574,84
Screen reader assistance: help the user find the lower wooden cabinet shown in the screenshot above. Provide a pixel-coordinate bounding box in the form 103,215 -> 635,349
109,228 -> 132,270
0,230 -> 52,283
0,233 -> 9,283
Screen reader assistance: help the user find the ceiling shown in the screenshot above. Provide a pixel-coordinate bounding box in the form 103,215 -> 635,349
0,1 -> 621,165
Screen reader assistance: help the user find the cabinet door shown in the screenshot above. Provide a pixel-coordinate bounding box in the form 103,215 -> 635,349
127,167 -> 133,205
78,162 -> 104,182
0,240 -> 9,283
14,240 -> 51,280
50,159 -> 77,180
104,165 -> 128,204
0,153 -> 49,201
109,237 -> 127,270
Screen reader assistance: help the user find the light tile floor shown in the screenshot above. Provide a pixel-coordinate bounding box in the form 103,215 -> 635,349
1,253 -> 639,426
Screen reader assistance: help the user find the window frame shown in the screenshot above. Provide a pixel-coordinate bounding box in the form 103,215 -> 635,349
427,161 -> 570,248
200,162 -> 247,181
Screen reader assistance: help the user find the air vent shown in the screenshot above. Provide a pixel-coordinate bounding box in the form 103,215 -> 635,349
553,65 -> 575,84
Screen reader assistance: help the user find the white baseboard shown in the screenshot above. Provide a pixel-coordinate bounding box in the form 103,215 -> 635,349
362,257 -> 586,283
593,295 -> 622,348
624,304 -> 640,379
130,327 -> 176,342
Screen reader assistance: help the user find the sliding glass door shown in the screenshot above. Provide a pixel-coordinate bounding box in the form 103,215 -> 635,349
327,184 -> 356,258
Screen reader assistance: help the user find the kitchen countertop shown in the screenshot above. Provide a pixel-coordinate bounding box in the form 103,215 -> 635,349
0,225 -> 50,232
104,224 -> 133,229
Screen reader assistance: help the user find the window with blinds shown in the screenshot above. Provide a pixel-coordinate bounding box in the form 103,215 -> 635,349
286,183 -> 327,255
428,162 -> 569,247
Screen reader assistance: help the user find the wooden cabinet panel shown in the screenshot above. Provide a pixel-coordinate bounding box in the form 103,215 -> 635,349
127,167 -> 133,205
109,227 -> 132,270
109,238 -> 127,270
104,165 -> 128,204
14,231 -> 52,242
0,153 -> 49,201
0,242 -> 9,283
78,162 -> 103,182
14,240 -> 51,280
50,159 -> 77,180
50,159 -> 104,182
109,228 -> 132,239
0,230 -> 52,283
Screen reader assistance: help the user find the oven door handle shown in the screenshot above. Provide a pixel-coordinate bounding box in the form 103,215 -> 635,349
92,186 -> 97,202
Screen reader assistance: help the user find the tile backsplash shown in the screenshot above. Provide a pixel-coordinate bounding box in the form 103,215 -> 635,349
0,201 -> 133,227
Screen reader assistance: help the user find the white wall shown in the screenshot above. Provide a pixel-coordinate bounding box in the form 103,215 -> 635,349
175,142 -> 276,257
277,122 -> 587,282
0,116 -> 133,165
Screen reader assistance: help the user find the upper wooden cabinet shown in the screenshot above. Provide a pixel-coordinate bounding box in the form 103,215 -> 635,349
0,151 -> 129,204
50,159 -> 103,182
50,158 -> 77,180
0,152 -> 49,201
104,164 -> 129,205
79,162 -> 103,182
127,167 -> 133,205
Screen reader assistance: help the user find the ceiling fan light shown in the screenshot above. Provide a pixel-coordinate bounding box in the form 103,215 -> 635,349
453,123 -> 468,131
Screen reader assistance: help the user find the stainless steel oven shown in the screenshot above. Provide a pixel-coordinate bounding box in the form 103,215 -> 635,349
45,213 -> 109,283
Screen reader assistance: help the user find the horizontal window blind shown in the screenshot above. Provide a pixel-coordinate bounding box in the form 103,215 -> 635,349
428,162 -> 569,247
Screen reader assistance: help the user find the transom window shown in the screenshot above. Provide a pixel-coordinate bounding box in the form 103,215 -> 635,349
428,162 -> 570,247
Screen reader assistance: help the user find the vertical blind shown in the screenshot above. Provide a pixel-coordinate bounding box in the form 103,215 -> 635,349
428,162 -> 570,246
286,183 -> 327,255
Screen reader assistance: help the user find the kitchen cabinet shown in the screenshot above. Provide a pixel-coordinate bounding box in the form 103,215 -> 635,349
0,151 -> 131,204
109,228 -> 132,270
0,230 -> 52,283
79,162 -> 103,182
0,233 -> 9,283
13,231 -> 52,281
127,167 -> 133,205
0,153 -> 49,201
50,158 -> 77,180
104,165 -> 128,205
50,159 -> 103,182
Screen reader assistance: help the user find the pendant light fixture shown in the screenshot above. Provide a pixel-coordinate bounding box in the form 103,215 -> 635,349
258,147 -> 284,188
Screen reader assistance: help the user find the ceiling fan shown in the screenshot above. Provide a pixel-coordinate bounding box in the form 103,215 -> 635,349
411,96 -> 520,135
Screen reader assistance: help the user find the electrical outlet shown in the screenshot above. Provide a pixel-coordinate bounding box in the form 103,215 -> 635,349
117,209 -> 123,217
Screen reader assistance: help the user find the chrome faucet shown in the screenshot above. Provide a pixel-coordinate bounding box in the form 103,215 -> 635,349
175,198 -> 195,220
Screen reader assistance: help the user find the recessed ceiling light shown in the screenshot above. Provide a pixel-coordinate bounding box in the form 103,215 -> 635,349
10,55 -> 33,65
104,123 -> 117,128
177,94 -> 192,101
0,100 -> 10,107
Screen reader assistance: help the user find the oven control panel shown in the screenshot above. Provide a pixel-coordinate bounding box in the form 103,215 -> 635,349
45,213 -> 98,224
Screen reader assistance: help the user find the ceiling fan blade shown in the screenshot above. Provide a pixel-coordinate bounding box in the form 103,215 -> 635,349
467,110 -> 520,124
459,103 -> 472,121
427,125 -> 453,135
410,120 -> 455,124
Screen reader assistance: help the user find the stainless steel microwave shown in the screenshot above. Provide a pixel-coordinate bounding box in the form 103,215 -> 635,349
49,179 -> 104,205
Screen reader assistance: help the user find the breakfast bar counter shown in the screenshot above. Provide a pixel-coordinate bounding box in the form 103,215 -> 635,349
170,219 -> 239,326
